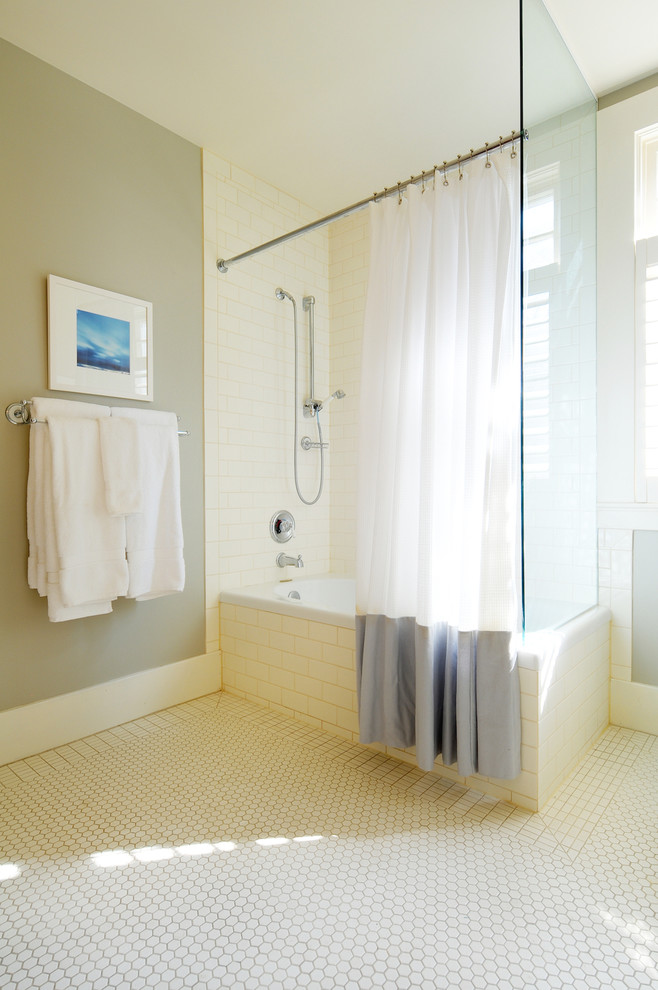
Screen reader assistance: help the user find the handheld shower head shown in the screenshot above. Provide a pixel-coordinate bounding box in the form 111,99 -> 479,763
315,389 -> 346,411
275,287 -> 293,302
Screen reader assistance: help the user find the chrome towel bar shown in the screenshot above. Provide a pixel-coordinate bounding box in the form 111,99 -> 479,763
5,400 -> 190,436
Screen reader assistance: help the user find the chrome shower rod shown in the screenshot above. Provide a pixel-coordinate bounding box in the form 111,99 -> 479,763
217,130 -> 525,274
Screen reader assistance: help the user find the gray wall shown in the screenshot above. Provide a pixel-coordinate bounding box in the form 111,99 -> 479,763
0,39 -> 205,711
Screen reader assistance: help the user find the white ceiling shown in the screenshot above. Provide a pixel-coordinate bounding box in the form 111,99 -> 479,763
542,0 -> 658,97
0,0 -> 657,213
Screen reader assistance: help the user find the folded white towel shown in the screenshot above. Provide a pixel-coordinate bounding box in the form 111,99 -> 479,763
99,418 -> 143,515
47,415 -> 129,609
110,406 -> 185,600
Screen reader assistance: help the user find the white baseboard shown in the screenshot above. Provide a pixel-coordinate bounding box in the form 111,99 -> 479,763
0,651 -> 221,766
611,678 -> 658,735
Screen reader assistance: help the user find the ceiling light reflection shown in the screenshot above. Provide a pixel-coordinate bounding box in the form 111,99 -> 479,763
255,837 -> 289,847
293,835 -> 323,843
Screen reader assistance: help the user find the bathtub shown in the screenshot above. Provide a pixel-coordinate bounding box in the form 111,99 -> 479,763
218,576 -> 611,811
220,575 -> 356,628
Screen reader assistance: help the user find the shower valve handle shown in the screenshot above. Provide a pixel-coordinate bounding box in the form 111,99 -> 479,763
301,436 -> 328,451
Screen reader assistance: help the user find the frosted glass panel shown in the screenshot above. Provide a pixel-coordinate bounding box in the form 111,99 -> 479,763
521,0 -> 598,631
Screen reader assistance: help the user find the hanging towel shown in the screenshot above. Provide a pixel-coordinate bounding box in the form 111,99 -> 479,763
47,415 -> 129,608
110,406 -> 185,600
99,417 -> 143,515
27,397 -> 119,620
28,397 -> 110,594
27,420 -> 46,593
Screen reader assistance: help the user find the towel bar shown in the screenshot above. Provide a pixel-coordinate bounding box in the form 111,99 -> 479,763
5,400 -> 190,436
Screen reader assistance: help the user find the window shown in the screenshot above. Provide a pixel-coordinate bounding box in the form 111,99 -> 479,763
522,164 -> 559,480
636,124 -> 658,241
523,291 -> 550,478
524,163 -> 560,271
635,125 -> 658,500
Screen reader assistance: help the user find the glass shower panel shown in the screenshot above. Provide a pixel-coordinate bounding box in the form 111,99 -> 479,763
521,0 -> 598,631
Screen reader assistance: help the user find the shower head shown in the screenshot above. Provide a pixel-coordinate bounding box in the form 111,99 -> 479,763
275,287 -> 294,302
315,389 -> 346,411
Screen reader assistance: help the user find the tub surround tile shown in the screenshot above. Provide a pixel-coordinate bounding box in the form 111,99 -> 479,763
219,601 -> 611,812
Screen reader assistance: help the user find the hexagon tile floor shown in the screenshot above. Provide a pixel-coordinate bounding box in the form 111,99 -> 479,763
0,693 -> 656,990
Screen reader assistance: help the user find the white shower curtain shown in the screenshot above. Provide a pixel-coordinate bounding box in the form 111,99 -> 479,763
356,152 -> 522,779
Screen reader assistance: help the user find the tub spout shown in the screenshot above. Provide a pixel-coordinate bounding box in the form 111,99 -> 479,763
276,552 -> 304,568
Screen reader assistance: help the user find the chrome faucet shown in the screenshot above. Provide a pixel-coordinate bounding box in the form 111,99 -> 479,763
276,552 -> 304,568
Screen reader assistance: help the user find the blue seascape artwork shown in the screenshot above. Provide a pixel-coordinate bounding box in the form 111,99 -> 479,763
76,309 -> 130,374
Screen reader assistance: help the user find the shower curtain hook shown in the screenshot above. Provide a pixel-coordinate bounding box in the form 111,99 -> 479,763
433,165 -> 437,191
485,142 -> 492,168
510,131 -> 518,159
397,181 -> 402,204
442,161 -> 449,186
420,171 -> 426,194
499,135 -> 504,154
458,155 -> 463,180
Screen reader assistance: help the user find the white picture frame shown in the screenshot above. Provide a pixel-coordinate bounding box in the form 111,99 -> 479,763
47,275 -> 153,402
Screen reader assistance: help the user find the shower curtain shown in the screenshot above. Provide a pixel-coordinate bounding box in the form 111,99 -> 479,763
355,152 -> 522,779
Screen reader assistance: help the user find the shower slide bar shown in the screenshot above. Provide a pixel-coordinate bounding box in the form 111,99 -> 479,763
5,399 -> 191,436
217,130 -> 526,274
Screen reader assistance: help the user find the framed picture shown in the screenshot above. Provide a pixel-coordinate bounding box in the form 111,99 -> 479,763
47,275 -> 153,402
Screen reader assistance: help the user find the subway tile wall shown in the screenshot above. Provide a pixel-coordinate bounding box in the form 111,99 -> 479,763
598,527 -> 633,684
328,212 -> 369,575
535,614 -> 610,802
203,151 -> 334,651
203,153 -> 369,650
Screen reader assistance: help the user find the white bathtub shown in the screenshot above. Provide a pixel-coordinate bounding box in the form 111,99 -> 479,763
219,576 -> 610,666
219,576 -> 356,628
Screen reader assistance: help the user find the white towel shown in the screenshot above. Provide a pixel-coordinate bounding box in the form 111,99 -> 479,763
99,418 -> 143,515
27,397 -> 118,621
31,397 -> 111,421
26,421 -> 43,592
47,416 -> 129,608
110,406 -> 185,600
28,423 -> 59,598
28,398 -> 111,592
